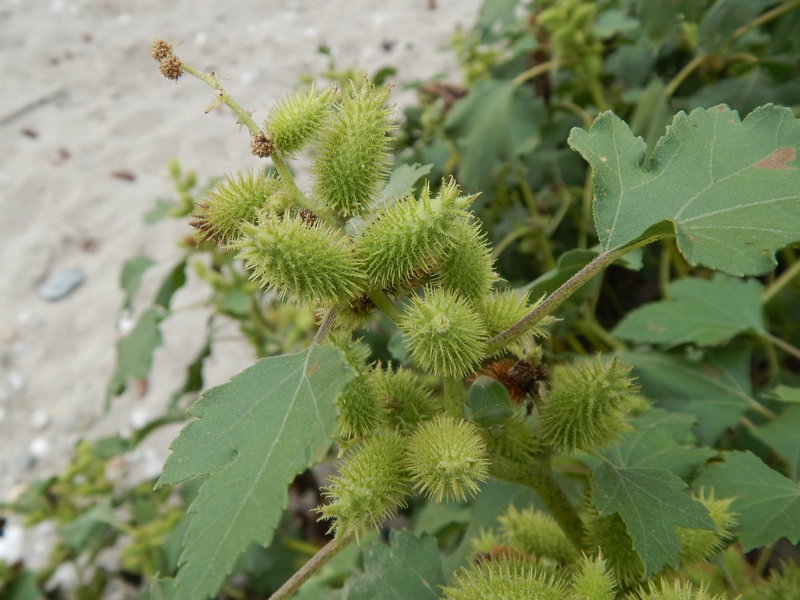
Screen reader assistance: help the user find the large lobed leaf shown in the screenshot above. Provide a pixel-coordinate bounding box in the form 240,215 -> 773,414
568,104 -> 800,276
752,405 -> 800,481
614,276 -> 765,347
591,463 -> 714,576
155,345 -> 354,600
694,451 -> 800,551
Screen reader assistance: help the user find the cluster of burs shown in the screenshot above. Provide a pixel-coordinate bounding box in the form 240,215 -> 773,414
191,82 -> 733,597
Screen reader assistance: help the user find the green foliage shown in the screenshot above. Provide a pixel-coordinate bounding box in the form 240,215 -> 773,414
614,276 -> 766,347
591,463 -> 715,576
339,530 -> 445,599
11,3 -> 800,598
568,105 -> 800,276
694,450 -> 800,551
155,346 -> 354,598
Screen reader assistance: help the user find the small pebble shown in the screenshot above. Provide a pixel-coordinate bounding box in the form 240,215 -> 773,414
38,268 -> 85,301
8,372 -> 26,393
130,408 -> 150,429
29,437 -> 51,459
30,409 -> 50,430
0,521 -> 24,563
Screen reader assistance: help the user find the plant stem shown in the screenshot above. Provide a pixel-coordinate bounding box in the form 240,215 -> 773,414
659,239 -> 673,300
731,0 -> 800,41
664,53 -> 706,99
489,453 -> 587,552
578,313 -> 624,351
367,287 -> 403,324
762,257 -> 800,303
764,332 -> 800,364
486,239 -> 659,354
492,226 -> 537,260
178,60 -> 312,211
444,376 -> 465,417
269,533 -> 355,600
512,59 -> 562,87
179,63 -> 262,135
313,307 -> 339,345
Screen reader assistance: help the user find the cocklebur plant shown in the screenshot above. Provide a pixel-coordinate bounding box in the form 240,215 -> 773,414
148,36 -> 800,600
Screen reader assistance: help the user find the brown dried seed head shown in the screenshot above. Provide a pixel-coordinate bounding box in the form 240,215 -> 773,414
250,133 -> 275,158
298,208 -> 319,227
480,358 -> 546,405
151,38 -> 172,61
159,54 -> 183,80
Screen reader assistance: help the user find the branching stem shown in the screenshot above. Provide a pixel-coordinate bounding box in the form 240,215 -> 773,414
490,453 -> 587,552
486,238 -> 660,354
368,287 -> 403,324
269,533 -> 355,600
313,307 -> 339,345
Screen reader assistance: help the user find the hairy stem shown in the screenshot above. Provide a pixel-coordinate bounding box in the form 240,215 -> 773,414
490,453 -> 587,552
486,239 -> 659,354
512,59 -> 562,87
732,0 -> 800,41
664,53 -> 706,99
269,533 -> 355,600
313,307 -> 339,345
764,332 -> 800,364
179,63 -> 261,135
367,287 -> 403,324
763,257 -> 800,303
444,376 -> 465,417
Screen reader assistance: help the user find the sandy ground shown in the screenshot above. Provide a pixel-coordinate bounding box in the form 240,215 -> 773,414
0,0 -> 481,566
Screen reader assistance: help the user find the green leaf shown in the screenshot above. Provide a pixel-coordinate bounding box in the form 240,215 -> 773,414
169,327 -> 212,409
107,308 -> 163,402
156,346 -> 354,600
583,409 -> 716,480
591,463 -> 714,575
59,498 -> 120,551
377,163 -> 433,208
614,276 -> 765,346
694,450 -> 800,550
752,405 -> 800,480
154,259 -> 187,310
445,79 -> 544,197
623,345 -> 755,444
120,255 -> 155,311
698,0 -> 780,52
150,577 -> 177,600
1,569 -> 45,600
467,376 -> 515,427
568,104 -> 800,276
144,199 -> 174,224
341,530 -> 445,599
764,384 -> 800,404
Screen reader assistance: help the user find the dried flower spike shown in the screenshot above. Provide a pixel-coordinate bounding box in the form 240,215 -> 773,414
159,54 -> 183,80
151,38 -> 172,61
250,132 -> 275,158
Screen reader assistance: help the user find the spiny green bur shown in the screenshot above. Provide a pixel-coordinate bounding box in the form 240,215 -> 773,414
190,171 -> 279,246
434,218 -> 496,301
369,366 -> 438,432
498,505 -> 579,565
404,414 -> 489,503
539,356 -> 636,454
312,83 -> 395,216
316,431 -> 409,541
358,179 -> 475,289
264,83 -> 335,157
443,558 -> 567,600
237,213 -> 365,305
399,286 -> 489,378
